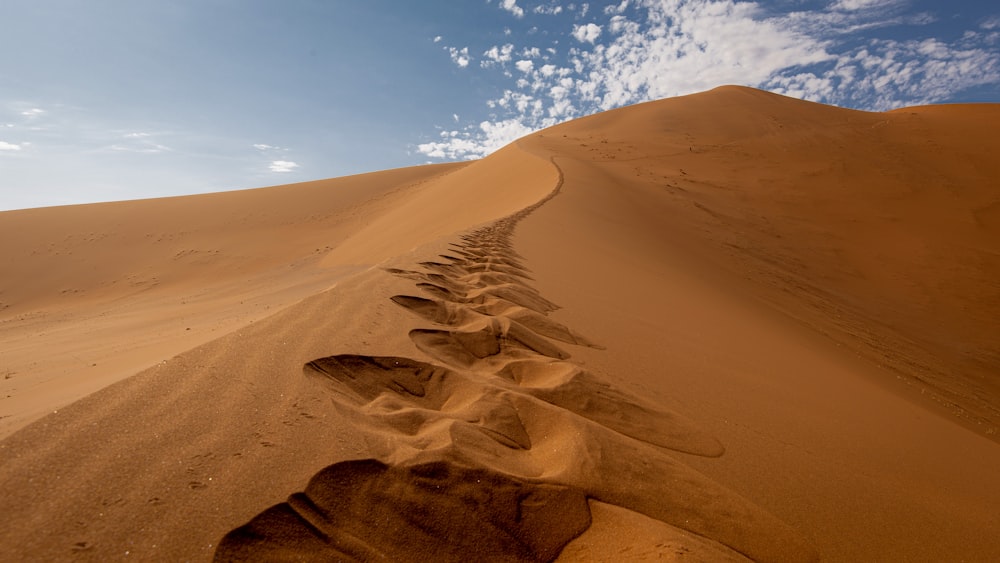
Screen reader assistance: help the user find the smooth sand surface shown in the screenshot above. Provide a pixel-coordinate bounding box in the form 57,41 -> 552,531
1,86 -> 998,561
0,163 -> 466,438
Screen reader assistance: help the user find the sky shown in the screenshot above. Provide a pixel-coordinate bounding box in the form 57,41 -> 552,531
1,0 -> 997,211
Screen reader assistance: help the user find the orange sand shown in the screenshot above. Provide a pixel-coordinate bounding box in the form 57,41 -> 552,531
1,86 -> 998,561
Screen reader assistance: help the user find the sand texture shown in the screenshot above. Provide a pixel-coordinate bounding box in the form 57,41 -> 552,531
1,86 -> 999,561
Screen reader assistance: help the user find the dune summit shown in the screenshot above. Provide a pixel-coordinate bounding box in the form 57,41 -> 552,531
1,86 -> 999,561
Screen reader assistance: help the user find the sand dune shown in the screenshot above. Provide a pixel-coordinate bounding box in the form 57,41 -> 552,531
0,163 -> 466,438
1,86 -> 999,561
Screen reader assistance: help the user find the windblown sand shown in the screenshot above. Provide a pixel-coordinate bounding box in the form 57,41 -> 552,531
1,86 -> 998,561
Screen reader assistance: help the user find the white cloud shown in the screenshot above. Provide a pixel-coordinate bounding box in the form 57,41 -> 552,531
604,0 -> 629,15
109,144 -> 170,153
0,141 -> 22,151
433,35 -> 443,43
109,141 -> 171,154
20,108 -> 44,118
269,160 -> 299,172
448,46 -> 471,68
572,23 -> 602,44
419,0 -> 1000,161
482,43 -> 515,67
831,0 -> 894,11
534,3 -> 564,15
417,118 -> 538,160
805,37 -> 1000,110
782,0 -> 931,36
499,0 -> 525,18
253,143 -> 276,150
572,0 -> 833,110
110,132 -> 171,153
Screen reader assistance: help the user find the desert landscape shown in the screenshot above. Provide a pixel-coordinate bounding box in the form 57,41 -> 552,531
2,85 -> 999,561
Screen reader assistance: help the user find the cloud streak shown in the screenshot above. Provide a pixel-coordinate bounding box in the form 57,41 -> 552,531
269,160 -> 299,173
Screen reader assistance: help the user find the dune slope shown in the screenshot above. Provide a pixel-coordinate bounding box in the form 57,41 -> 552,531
0,162 -> 467,439
526,86 -> 1000,437
1,86 -> 998,562
513,85 -> 1000,560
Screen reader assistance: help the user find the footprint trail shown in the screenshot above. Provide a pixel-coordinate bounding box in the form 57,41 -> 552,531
217,201 -> 817,562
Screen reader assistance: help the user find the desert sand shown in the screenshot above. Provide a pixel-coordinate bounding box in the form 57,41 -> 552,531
1,85 -> 999,561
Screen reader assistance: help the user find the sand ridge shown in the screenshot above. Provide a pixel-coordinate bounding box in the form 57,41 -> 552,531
218,207 -> 815,561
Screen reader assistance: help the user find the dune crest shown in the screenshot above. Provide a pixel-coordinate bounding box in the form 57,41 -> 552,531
223,204 -> 814,561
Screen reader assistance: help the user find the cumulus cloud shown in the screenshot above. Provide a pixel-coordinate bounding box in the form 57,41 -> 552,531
253,143 -> 277,150
604,0 -> 630,15
20,108 -> 44,118
269,160 -> 299,172
433,35 -> 443,43
803,37 -> 1000,110
419,0 -> 1000,161
417,118 -> 536,160
515,60 -> 534,73
482,43 -> 515,67
571,23 -> 602,43
499,0 -> 525,18
448,46 -> 471,68
0,141 -> 22,151
534,3 -> 564,15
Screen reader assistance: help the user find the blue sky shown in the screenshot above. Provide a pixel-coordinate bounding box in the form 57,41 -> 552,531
1,0 -> 997,210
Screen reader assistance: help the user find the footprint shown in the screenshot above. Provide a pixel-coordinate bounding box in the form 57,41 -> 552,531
302,355 -> 812,562
391,294 -> 598,349
503,308 -> 602,348
305,355 -> 531,450
305,355 -> 449,407
390,295 -> 474,326
71,541 -> 93,553
215,459 -> 591,563
416,282 -> 558,315
409,321 -> 569,370
496,360 -> 724,457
